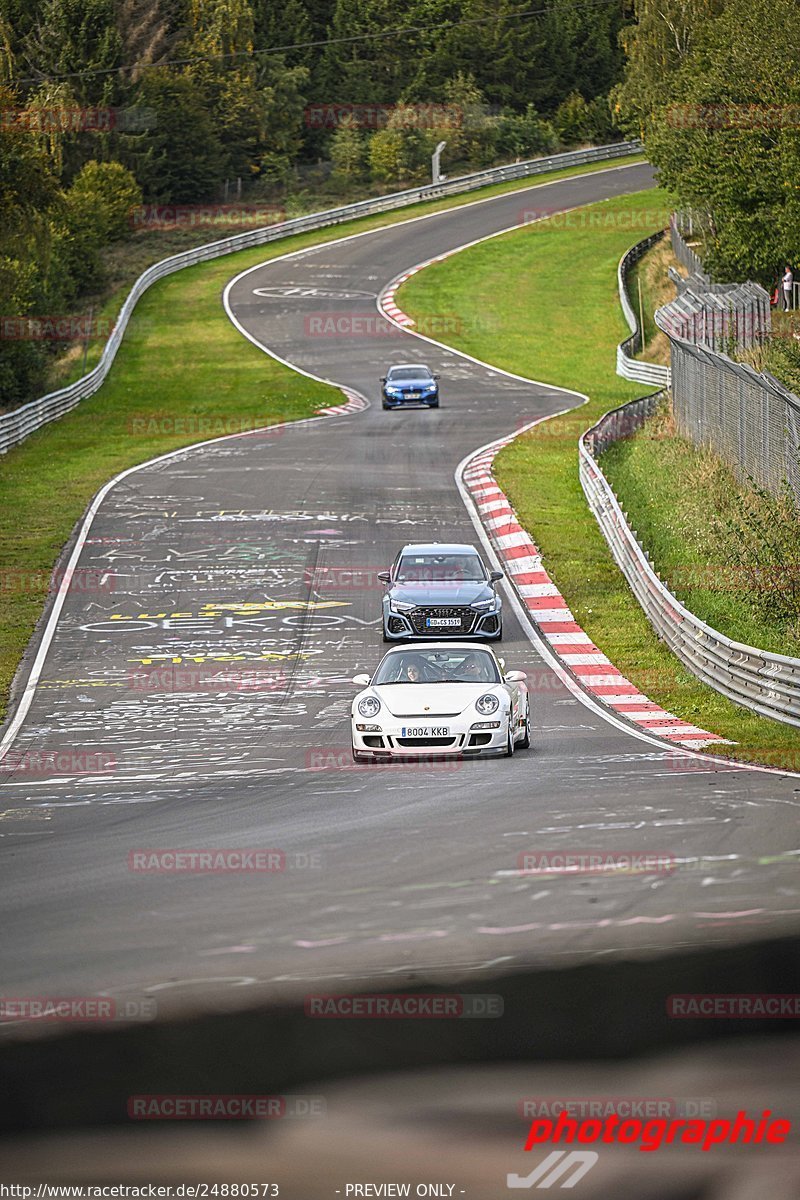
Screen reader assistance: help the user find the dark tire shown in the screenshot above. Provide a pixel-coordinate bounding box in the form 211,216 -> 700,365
429,401 -> 439,408
519,703 -> 531,750
504,717 -> 515,758
494,623 -> 503,643
382,629 -> 391,643
382,402 -> 391,410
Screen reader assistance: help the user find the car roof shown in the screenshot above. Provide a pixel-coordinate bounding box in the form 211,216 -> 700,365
398,543 -> 482,556
387,363 -> 432,372
381,642 -> 498,656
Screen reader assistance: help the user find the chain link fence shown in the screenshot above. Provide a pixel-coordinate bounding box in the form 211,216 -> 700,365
655,214 -> 800,504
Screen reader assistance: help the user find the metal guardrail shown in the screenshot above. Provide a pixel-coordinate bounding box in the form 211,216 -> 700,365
616,231 -> 672,387
0,140 -> 642,455
579,393 -> 800,727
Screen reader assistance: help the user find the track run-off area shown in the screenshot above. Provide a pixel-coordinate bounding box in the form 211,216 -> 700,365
2,161 -> 799,1022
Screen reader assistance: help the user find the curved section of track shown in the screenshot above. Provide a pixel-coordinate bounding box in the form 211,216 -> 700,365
2,163 -> 798,1022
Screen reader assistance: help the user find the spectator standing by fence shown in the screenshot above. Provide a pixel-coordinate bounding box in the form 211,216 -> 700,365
782,265 -> 794,311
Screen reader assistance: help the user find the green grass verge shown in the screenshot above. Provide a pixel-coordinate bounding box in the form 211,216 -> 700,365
396,187 -> 800,770
0,154 -> 643,725
600,399 -> 800,660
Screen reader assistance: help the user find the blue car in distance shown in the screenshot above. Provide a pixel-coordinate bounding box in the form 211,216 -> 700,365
381,363 -> 440,409
379,542 -> 504,642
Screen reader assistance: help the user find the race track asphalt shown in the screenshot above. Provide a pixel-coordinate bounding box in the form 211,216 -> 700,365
2,161 -> 798,1026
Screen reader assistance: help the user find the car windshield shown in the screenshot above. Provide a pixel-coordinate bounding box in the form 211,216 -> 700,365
396,553 -> 486,582
388,367 -> 432,381
373,649 -> 500,685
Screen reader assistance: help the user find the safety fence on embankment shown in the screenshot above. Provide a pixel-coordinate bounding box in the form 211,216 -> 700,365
579,392 -> 800,727
0,141 -> 643,456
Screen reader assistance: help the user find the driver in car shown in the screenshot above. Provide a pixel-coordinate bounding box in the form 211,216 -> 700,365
459,653 -> 488,682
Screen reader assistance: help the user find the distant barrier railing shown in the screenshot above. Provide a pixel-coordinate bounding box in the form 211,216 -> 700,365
615,231 -> 672,387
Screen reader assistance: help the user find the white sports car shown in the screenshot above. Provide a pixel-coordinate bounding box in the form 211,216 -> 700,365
350,642 -> 530,761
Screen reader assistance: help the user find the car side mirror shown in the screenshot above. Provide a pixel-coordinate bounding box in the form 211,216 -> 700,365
380,377 -> 386,383
489,570 -> 503,582
352,674 -> 371,686
433,374 -> 440,381
504,670 -> 527,682
377,571 -> 391,584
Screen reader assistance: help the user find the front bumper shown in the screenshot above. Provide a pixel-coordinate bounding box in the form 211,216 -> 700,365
382,389 -> 438,407
351,717 -> 509,758
383,609 -> 501,640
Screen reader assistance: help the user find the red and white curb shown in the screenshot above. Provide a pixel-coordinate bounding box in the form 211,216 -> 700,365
462,436 -> 729,750
317,389 -> 370,417
380,259 -> 447,329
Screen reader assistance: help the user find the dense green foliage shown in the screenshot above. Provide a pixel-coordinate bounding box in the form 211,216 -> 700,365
613,0 -> 800,282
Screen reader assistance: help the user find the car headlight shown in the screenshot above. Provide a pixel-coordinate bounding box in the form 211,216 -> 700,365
471,597 -> 497,612
390,599 -> 416,613
425,383 -> 437,391
475,693 -> 500,715
358,695 -> 381,718
385,386 -> 401,395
